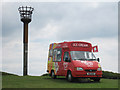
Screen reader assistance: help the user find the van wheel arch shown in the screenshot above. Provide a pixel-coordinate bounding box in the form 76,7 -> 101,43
67,70 -> 71,75
66,70 -> 74,82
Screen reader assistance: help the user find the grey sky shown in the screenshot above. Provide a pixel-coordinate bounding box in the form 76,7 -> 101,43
1,2 -> 118,75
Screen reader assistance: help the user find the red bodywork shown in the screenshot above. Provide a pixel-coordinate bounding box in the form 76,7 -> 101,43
47,41 -> 102,78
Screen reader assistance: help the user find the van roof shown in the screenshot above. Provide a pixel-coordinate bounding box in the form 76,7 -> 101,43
49,41 -> 92,52
51,41 -> 91,44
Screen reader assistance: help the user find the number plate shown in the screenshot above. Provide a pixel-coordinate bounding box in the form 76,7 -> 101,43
87,73 -> 96,75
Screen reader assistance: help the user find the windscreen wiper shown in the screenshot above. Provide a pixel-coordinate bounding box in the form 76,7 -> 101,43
87,59 -> 96,61
73,59 -> 86,61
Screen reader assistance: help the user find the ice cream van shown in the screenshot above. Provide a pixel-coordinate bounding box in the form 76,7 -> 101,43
47,41 -> 102,82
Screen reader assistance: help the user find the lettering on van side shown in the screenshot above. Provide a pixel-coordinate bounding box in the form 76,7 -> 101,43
81,61 -> 93,67
63,62 -> 68,70
54,62 -> 59,73
72,43 -> 89,47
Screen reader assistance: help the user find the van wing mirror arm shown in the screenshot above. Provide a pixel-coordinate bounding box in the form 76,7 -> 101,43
97,58 -> 100,62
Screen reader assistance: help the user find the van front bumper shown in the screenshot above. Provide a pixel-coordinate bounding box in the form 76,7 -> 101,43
72,71 -> 102,78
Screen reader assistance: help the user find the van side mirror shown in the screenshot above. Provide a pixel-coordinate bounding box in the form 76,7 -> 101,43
97,58 -> 100,62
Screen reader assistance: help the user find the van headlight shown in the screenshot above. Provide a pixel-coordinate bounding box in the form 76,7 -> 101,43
76,67 -> 83,71
97,67 -> 102,71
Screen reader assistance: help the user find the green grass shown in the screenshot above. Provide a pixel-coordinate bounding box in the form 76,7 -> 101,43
2,75 -> 119,88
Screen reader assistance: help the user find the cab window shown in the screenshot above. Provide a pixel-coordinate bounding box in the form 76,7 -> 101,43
63,52 -> 70,62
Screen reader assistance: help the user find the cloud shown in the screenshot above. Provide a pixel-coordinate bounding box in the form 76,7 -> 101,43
0,37 -> 2,71
54,3 -> 117,40
2,3 -> 21,37
0,2 -> 2,71
3,63 -> 22,75
30,23 -> 59,42
2,2 -> 118,39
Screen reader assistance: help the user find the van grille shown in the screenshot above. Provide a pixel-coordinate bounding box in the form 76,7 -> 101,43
85,69 -> 97,72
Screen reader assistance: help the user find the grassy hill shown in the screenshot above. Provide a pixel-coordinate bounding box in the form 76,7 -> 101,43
102,71 -> 120,79
42,71 -> 120,79
1,71 -> 119,88
1,71 -> 18,76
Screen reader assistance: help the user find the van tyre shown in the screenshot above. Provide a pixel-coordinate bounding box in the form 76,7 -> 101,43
93,78 -> 100,82
67,71 -> 74,82
51,71 -> 56,79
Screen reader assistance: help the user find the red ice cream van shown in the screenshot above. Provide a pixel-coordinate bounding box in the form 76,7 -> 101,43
47,41 -> 102,82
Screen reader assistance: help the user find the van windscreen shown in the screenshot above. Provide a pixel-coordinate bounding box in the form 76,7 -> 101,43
70,51 -> 96,61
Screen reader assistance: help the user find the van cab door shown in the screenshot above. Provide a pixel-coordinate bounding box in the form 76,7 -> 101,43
61,51 -> 71,75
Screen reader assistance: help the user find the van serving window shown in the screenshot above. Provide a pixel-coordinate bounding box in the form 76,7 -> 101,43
53,48 -> 62,62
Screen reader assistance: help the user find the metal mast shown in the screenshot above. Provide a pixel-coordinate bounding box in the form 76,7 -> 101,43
18,6 -> 34,76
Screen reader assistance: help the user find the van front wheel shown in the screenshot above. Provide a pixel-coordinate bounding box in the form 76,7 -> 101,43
51,71 -> 56,79
67,71 -> 73,82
